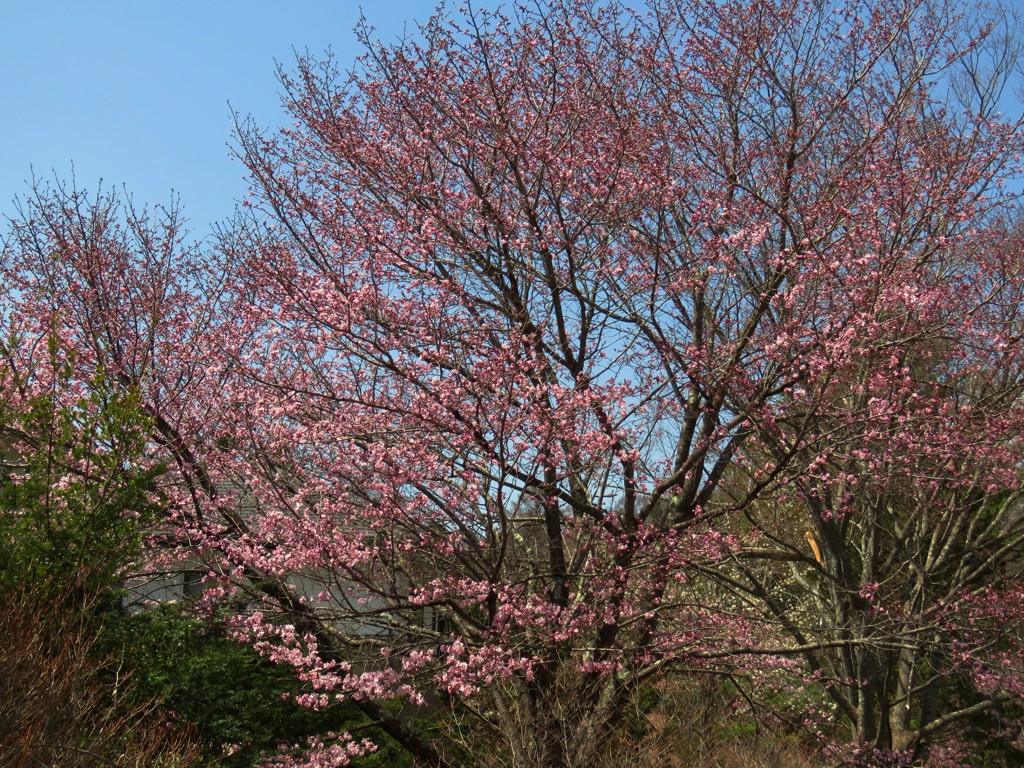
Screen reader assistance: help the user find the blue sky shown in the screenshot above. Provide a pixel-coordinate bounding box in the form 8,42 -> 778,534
0,1 -> 458,236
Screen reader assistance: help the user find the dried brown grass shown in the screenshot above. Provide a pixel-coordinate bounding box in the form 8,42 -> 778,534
0,585 -> 204,768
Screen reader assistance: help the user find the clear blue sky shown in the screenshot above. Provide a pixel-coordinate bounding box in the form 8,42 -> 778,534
0,1 -> 458,236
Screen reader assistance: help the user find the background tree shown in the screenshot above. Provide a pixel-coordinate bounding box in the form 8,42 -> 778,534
715,209 -> 1024,763
0,192 -> 409,768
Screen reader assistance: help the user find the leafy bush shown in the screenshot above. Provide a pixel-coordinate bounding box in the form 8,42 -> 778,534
104,606 -> 413,767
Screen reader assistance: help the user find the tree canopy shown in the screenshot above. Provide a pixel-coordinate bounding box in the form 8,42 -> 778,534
3,1 -> 1024,766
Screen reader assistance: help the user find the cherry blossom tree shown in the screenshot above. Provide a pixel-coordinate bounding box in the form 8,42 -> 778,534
221,0 -> 1024,763
5,0 -> 1024,766
710,211 -> 1024,765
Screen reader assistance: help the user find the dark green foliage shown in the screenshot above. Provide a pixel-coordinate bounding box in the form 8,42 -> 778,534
104,606 -> 413,767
